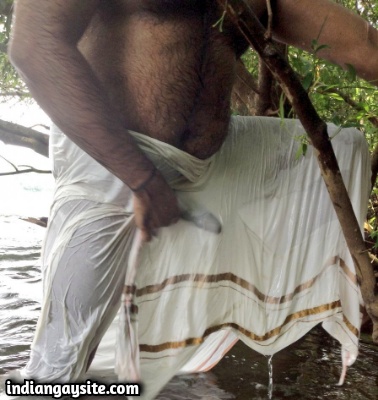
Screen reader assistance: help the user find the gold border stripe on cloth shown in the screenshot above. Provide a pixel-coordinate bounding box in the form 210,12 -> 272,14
139,300 -> 358,353
126,257 -> 357,305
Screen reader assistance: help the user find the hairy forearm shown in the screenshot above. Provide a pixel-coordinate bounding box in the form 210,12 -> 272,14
272,0 -> 378,85
9,34 -> 155,190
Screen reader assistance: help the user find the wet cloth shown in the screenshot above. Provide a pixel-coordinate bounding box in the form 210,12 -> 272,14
21,117 -> 369,399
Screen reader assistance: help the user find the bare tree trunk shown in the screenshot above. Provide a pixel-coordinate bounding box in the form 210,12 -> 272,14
231,59 -> 259,115
0,119 -> 49,157
217,0 -> 378,342
255,59 -> 272,115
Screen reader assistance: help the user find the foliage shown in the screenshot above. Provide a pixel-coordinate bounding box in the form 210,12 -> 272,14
0,0 -> 28,99
240,0 -> 378,264
291,1 -> 378,254
240,0 -> 378,145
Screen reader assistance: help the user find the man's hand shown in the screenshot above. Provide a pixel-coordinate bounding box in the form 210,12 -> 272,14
133,170 -> 180,242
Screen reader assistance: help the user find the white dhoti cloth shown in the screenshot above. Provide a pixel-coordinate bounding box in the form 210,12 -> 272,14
22,116 -> 369,399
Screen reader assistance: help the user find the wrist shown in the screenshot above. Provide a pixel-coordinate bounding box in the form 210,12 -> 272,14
130,167 -> 157,193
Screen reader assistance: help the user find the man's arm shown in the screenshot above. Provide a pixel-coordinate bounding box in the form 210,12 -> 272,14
9,0 -> 180,241
272,0 -> 378,84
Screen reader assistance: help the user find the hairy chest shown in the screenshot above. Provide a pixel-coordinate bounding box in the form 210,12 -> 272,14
96,0 -> 248,56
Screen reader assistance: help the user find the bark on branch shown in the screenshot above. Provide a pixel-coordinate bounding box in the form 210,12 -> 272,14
0,119 -> 49,157
217,0 -> 378,341
255,58 -> 273,115
231,59 -> 259,115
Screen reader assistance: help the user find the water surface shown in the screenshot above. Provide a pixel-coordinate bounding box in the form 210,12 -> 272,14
1,217 -> 377,399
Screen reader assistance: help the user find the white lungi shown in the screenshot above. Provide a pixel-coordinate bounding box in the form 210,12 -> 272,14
21,116 -> 370,399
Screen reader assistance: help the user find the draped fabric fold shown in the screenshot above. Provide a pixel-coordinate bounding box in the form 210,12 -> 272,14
114,117 -> 370,399
21,117 -> 369,400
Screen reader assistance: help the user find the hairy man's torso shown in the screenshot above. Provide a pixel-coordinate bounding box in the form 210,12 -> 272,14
78,0 -> 254,159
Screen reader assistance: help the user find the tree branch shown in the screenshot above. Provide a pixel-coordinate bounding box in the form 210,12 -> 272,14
217,0 -> 378,342
318,87 -> 378,127
0,153 -> 17,170
0,168 -> 51,176
20,217 -> 48,228
255,58 -> 273,115
0,119 -> 49,157
231,59 -> 259,115
0,154 -> 51,176
265,0 -> 273,39
0,90 -> 29,97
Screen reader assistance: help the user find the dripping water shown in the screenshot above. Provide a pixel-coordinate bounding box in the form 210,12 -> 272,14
267,355 -> 274,399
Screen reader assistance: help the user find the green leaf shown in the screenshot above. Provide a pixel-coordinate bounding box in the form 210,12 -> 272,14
311,38 -> 330,55
279,93 -> 285,120
302,72 -> 314,91
331,115 -> 342,126
345,63 -> 357,82
314,44 -> 330,54
327,93 -> 344,101
295,142 -> 308,160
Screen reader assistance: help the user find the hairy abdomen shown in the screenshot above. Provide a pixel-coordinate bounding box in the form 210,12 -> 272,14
80,5 -> 236,159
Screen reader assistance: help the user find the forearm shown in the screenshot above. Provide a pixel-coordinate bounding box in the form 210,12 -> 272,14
12,43 -> 155,188
9,1 -> 156,190
272,0 -> 378,85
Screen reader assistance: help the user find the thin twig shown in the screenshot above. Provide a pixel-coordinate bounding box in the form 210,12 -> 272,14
0,154 -> 51,176
0,154 -> 18,171
29,124 -> 50,131
0,168 -> 51,176
265,0 -> 273,39
317,87 -> 378,127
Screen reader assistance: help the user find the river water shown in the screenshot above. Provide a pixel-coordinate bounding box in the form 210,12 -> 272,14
0,167 -> 378,399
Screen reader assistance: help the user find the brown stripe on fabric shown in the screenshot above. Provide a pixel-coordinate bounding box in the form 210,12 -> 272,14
133,256 -> 345,305
140,301 -> 343,353
342,314 -> 359,337
339,259 -> 358,284
124,285 -> 136,295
